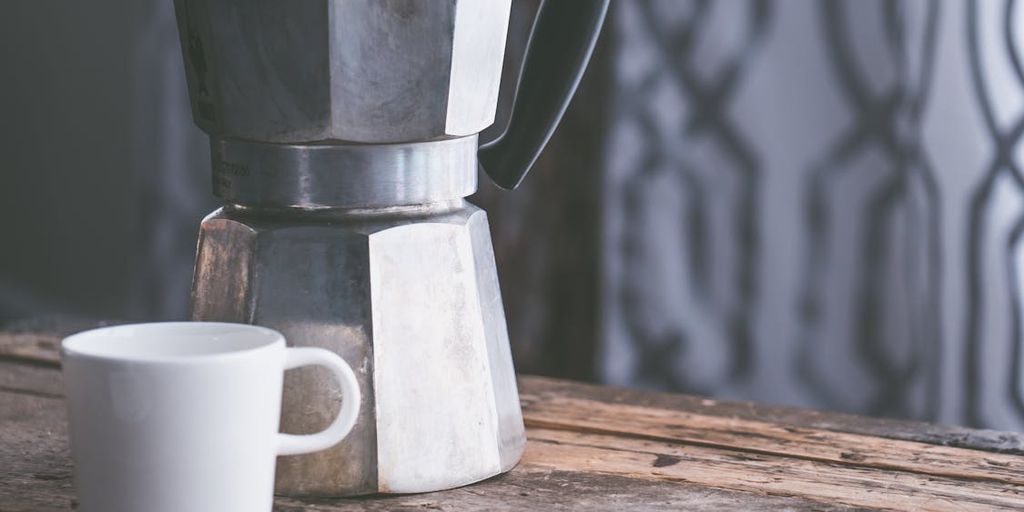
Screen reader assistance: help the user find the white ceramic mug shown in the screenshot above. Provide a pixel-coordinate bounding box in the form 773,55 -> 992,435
60,322 -> 361,512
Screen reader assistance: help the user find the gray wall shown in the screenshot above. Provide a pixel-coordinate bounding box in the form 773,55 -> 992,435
0,0 -> 215,320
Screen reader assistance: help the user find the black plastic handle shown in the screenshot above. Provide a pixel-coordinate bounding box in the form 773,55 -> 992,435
479,0 -> 610,190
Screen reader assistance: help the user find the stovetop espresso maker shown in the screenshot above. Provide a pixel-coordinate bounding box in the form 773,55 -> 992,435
174,0 -> 607,497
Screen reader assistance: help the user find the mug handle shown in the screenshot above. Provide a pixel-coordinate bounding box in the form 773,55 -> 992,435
276,347 -> 361,456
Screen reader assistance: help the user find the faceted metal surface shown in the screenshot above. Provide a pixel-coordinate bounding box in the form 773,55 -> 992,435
190,202 -> 526,496
174,0 -> 512,144
209,136 -> 479,209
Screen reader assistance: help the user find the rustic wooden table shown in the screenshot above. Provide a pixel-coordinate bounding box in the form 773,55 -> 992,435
3,320 -> 1024,511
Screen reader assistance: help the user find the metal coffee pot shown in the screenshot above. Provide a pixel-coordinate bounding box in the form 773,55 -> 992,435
173,0 -> 607,497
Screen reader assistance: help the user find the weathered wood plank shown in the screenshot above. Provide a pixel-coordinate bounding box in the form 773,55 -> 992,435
0,331 -> 61,367
0,360 -> 62,398
5,325 -> 1023,456
527,428 -> 1024,511
523,389 -> 1024,485
4,382 -> 1021,511
4,321 -> 1024,511
0,316 -> 112,367
0,388 -> 75,512
0,389 -> 855,512
277,469 -> 862,512
521,376 -> 1024,455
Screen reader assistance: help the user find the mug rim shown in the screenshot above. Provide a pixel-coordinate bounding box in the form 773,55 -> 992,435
61,322 -> 285,365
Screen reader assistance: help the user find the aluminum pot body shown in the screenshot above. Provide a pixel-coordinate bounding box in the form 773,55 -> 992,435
174,0 -> 512,144
190,201 -> 526,496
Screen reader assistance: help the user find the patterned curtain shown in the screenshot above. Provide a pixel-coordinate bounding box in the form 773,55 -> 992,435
593,0 -> 1024,430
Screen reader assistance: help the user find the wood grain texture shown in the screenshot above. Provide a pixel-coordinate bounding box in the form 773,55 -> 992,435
0,382 -> 76,512
0,316 -> 112,367
521,376 -> 1024,455
520,377 -> 1024,481
527,428 -> 1024,511
0,387 -> 854,512
0,360 -> 62,397
3,324 -> 1024,510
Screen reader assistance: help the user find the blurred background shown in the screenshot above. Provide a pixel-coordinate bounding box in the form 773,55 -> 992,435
4,0 -> 1024,431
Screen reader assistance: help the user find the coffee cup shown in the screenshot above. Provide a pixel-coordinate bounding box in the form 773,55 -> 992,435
61,322 -> 360,512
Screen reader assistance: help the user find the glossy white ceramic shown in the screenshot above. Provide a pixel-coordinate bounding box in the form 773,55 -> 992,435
60,322 -> 360,512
